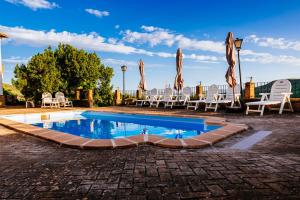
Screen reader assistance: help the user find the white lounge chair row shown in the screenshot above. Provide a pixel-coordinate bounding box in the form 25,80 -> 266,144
41,92 -> 73,108
136,79 -> 294,116
136,87 -> 192,108
136,85 -> 239,112
187,84 -> 241,112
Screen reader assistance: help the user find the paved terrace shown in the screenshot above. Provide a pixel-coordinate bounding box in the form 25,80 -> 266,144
0,106 -> 299,199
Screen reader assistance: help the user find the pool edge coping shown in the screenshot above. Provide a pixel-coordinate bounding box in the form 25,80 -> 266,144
0,110 -> 248,149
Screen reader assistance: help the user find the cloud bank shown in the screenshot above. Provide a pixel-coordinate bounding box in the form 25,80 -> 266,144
5,0 -> 58,10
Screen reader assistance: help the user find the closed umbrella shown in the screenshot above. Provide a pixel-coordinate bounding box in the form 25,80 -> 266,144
138,59 -> 146,91
225,32 -> 237,101
174,48 -> 184,93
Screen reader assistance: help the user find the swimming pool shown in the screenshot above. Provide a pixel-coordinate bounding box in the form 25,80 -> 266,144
1,111 -> 221,140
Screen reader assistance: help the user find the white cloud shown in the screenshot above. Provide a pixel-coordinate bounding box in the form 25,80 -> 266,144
107,38 -> 118,45
102,58 -> 167,69
85,9 -> 109,18
1,25 -> 300,66
0,25 -> 140,54
122,29 -> 176,47
122,25 -> 225,53
141,25 -> 165,32
5,0 -> 58,10
2,56 -> 30,64
115,25 -> 120,29
246,35 -> 300,51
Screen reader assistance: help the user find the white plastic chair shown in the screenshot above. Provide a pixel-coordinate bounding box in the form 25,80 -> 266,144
140,88 -> 158,106
211,84 -> 241,112
41,92 -> 58,108
150,87 -> 173,108
136,90 -> 150,106
165,87 -> 191,108
246,79 -> 293,116
55,92 -> 73,107
187,85 -> 218,111
204,85 -> 220,112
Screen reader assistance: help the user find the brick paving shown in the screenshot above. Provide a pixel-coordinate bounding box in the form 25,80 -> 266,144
0,107 -> 300,199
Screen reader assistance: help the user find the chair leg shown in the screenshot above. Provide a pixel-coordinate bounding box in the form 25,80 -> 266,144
246,105 -> 249,115
279,102 -> 285,114
260,105 -> 265,116
288,101 -> 293,112
214,103 -> 218,112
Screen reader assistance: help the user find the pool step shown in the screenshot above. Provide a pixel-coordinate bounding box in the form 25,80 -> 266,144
230,131 -> 272,150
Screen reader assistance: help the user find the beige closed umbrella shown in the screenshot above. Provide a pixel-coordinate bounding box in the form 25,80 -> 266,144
174,48 -> 184,93
225,32 -> 237,101
138,59 -> 146,91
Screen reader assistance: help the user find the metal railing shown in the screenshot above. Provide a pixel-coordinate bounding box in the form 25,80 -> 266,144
122,79 -> 300,99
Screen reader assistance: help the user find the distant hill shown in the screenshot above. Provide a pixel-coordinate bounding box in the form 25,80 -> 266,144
254,79 -> 300,98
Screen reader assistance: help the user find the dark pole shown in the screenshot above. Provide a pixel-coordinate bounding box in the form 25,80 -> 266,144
237,49 -> 243,100
122,70 -> 125,105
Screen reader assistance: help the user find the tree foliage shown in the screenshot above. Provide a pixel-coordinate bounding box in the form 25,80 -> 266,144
12,44 -> 114,106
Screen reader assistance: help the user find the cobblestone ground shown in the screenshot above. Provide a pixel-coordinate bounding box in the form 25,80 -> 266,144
0,107 -> 300,199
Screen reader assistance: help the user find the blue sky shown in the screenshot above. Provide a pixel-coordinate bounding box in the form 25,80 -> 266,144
1,0 -> 300,90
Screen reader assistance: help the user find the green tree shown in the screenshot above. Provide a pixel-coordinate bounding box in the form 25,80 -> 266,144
13,47 -> 62,103
94,64 -> 114,106
55,44 -> 101,91
12,44 -> 114,106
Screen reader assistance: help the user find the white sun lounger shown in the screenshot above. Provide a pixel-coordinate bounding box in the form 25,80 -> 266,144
55,92 -> 73,107
136,90 -> 150,106
151,87 -> 173,108
165,87 -> 191,108
208,84 -> 241,112
187,84 -> 219,111
136,88 -> 158,106
41,92 -> 59,108
204,84 -> 220,112
246,79 -> 293,116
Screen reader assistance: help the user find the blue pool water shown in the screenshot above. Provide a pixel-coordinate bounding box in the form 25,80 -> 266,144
3,111 -> 221,139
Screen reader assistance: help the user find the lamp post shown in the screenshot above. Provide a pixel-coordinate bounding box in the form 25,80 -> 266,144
234,38 -> 243,99
0,33 -> 8,107
121,65 -> 127,105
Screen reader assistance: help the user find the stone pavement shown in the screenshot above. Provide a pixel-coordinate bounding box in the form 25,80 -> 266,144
0,107 -> 300,199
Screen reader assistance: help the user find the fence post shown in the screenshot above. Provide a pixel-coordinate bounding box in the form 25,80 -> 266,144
196,83 -> 203,98
87,89 -> 93,108
75,88 -> 81,100
245,81 -> 255,99
114,89 -> 121,105
136,89 -> 142,99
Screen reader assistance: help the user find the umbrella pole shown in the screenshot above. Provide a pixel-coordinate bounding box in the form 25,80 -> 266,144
232,86 -> 235,107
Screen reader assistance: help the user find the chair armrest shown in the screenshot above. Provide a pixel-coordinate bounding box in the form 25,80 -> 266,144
281,92 -> 293,95
259,93 -> 270,101
259,93 -> 270,96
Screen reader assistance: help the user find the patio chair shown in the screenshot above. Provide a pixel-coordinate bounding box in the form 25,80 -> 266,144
41,92 -> 59,108
211,84 -> 241,112
204,85 -> 220,112
187,85 -> 218,111
140,88 -> 158,106
165,87 -> 191,108
136,90 -> 150,106
246,79 -> 293,116
55,92 -> 73,107
150,87 -> 173,108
